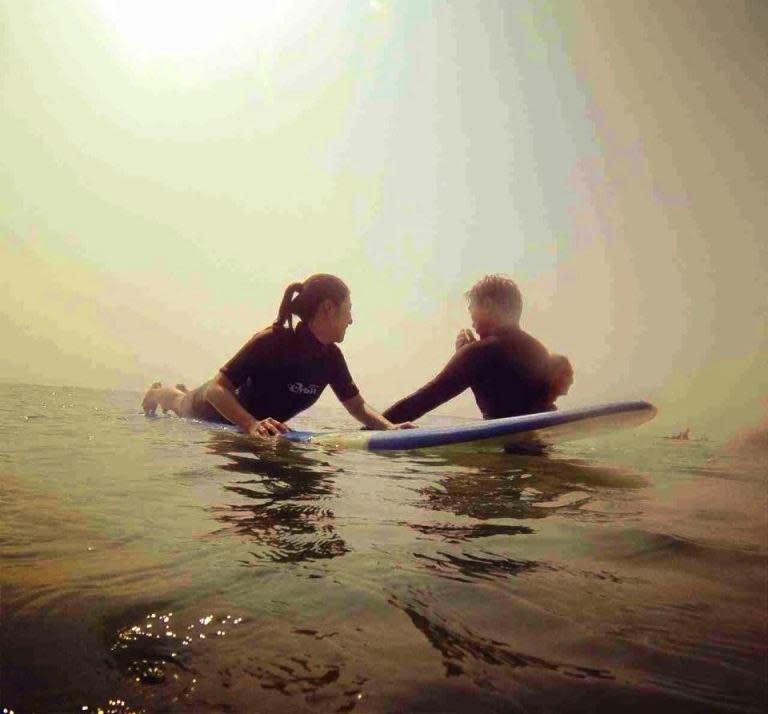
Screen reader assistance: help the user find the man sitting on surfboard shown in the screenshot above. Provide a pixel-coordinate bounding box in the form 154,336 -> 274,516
382,275 -> 573,423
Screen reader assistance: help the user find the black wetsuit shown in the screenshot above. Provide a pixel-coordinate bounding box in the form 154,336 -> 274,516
382,326 -> 553,423
185,322 -> 359,424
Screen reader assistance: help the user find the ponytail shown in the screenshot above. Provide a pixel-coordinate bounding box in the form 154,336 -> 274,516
272,274 -> 349,330
274,282 -> 303,329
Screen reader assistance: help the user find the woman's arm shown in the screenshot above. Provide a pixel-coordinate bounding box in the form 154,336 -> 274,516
341,394 -> 415,430
205,372 -> 289,437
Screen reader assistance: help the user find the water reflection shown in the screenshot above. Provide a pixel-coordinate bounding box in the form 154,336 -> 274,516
205,431 -> 349,564
415,451 -> 647,522
388,590 -> 614,681
409,522 -> 534,543
413,551 -> 542,584
398,450 -> 648,588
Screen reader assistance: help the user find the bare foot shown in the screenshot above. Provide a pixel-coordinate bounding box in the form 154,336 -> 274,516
142,383 -> 188,417
141,382 -> 163,415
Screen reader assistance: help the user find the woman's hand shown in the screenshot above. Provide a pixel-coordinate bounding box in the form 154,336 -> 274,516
455,328 -> 477,351
248,417 -> 290,438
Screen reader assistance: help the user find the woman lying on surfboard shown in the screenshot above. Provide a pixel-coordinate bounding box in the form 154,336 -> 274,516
141,274 -> 415,437
382,274 -> 573,423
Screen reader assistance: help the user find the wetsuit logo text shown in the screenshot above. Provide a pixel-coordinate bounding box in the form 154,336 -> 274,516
288,382 -> 320,396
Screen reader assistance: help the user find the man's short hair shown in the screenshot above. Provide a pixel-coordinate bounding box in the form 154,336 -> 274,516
465,275 -> 522,321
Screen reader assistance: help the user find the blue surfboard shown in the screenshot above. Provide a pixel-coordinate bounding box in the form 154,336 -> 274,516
282,400 -> 656,452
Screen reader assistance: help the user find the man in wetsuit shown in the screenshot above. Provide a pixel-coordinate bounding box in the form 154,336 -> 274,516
382,275 -> 573,423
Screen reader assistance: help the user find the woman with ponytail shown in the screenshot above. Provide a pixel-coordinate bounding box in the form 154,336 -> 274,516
141,274 -> 414,437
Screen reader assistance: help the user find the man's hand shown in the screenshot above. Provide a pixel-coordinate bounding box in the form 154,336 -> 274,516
455,328 -> 477,351
248,417 -> 290,438
392,422 -> 417,430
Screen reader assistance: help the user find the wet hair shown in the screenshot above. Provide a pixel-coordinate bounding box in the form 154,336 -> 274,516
465,274 -> 522,322
274,274 -> 349,329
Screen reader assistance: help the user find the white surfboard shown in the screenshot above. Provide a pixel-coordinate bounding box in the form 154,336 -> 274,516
282,401 -> 657,452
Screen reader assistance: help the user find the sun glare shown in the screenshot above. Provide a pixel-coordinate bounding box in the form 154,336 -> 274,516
93,0 -> 286,61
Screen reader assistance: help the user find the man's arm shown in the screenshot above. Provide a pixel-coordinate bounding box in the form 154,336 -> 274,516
342,394 -> 415,430
382,344 -> 481,423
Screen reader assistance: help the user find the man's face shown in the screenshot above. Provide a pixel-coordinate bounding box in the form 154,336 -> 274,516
468,299 -> 496,339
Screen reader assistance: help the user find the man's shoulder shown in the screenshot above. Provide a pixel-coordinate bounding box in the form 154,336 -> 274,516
460,336 -> 503,360
502,327 -> 547,352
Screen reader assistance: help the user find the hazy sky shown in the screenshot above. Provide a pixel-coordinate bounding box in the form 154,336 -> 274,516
2,0 -> 766,438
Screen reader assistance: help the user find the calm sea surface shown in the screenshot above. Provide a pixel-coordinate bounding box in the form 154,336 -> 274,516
1,383 -> 766,713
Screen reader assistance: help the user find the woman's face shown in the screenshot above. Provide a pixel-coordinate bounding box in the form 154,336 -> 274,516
329,294 -> 353,343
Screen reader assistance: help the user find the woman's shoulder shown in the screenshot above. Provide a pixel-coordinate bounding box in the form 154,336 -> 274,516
240,323 -> 291,354
256,323 -> 292,340
326,342 -> 346,361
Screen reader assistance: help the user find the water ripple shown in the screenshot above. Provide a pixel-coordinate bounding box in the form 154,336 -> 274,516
389,591 -> 614,681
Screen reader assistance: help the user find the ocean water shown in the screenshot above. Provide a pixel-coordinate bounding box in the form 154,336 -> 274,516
1,382 -> 766,713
